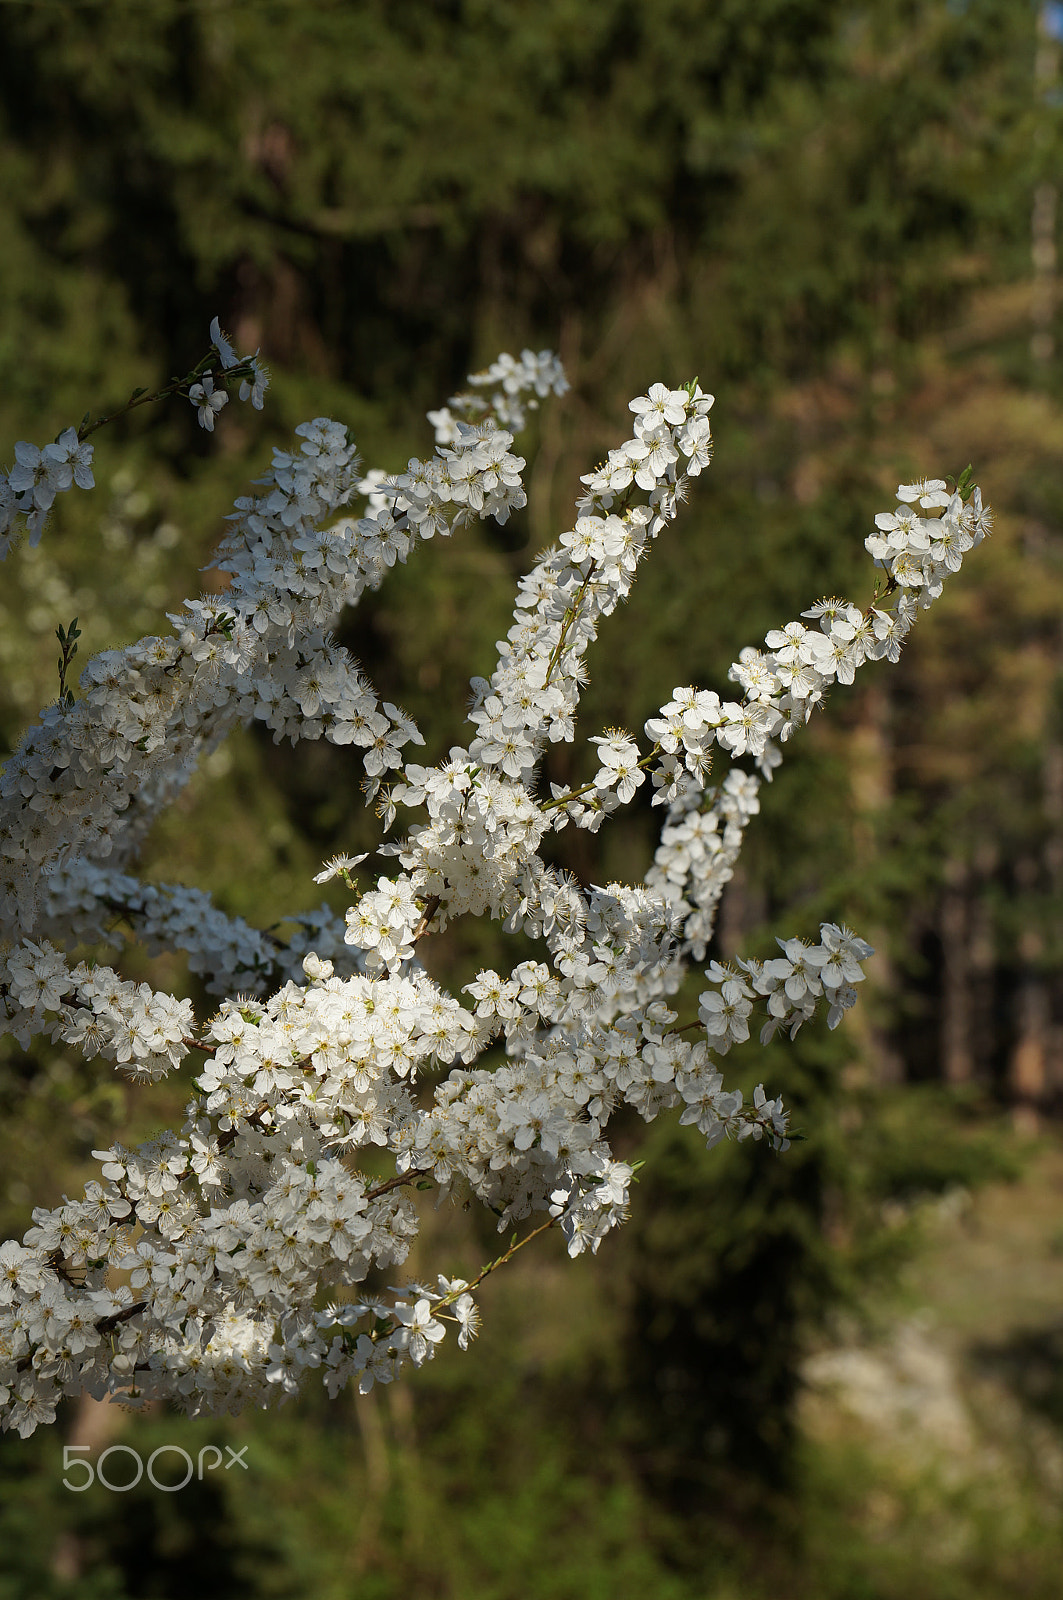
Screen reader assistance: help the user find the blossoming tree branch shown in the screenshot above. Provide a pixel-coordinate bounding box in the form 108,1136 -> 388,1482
0,322 -> 990,1436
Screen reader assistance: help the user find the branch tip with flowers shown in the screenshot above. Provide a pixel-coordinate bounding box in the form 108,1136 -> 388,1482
0,325 -> 988,1436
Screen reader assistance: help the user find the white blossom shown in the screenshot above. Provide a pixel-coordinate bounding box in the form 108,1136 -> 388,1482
0,335 -> 986,1435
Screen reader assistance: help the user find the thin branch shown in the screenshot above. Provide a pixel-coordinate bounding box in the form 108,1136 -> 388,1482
412,894 -> 441,941
441,1216 -> 557,1304
365,1166 -> 431,1202
76,355 -> 257,442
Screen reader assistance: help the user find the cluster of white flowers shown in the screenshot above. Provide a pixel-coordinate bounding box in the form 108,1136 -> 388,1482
0,327 -> 987,1436
1,938 -> 193,1082
0,429 -> 96,557
0,319 -> 271,562
464,381 -> 715,805
699,922 -> 875,1053
194,317 -> 270,429
428,347 -> 570,442
646,769 -> 762,962
30,860 -> 352,998
866,477 -> 992,597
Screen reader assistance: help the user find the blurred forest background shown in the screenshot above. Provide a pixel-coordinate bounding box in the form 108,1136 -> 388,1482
3,0 -> 1063,1595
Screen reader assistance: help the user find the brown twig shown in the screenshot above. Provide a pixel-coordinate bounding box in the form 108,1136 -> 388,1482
436,1215 -> 557,1307
217,1099 -> 272,1151
76,355 -> 257,442
95,1301 -> 149,1335
365,1167 -> 430,1201
412,895 -> 441,941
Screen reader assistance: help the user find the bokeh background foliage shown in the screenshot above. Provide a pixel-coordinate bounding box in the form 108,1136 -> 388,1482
2,1 -> 1063,1595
